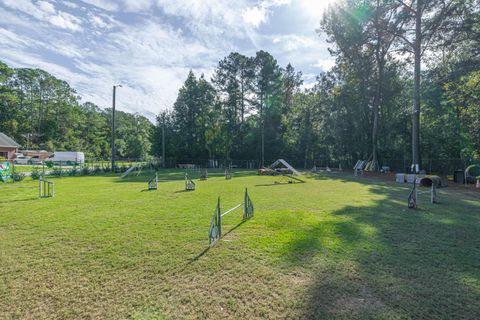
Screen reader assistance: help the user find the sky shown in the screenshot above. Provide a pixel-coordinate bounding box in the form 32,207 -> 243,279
0,0 -> 337,122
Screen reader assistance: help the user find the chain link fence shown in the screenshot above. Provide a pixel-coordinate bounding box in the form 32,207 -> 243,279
83,157 -> 477,175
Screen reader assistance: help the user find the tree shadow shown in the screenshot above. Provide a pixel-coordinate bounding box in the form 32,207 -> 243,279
280,177 -> 480,319
0,196 -> 39,204
114,169 -> 258,184
174,189 -> 193,193
255,182 -> 305,187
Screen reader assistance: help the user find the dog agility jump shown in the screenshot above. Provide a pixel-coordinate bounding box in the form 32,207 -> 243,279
208,188 -> 254,247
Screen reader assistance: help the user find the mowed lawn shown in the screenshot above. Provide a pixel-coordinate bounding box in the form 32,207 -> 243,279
1,170 -> 479,319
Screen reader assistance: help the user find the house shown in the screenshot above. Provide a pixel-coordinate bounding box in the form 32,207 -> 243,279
0,132 -> 21,160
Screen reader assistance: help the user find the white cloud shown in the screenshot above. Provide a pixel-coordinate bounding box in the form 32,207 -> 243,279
242,6 -> 267,28
63,1 -> 80,9
37,1 -> 56,14
0,0 -> 336,121
81,0 -> 119,11
2,0 -> 46,20
49,11 -> 83,31
313,58 -> 335,71
271,34 -> 323,51
2,0 -> 83,32
88,13 -> 111,29
123,0 -> 154,12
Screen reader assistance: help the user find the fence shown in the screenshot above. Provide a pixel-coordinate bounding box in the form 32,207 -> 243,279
159,157 -> 476,175
38,157 -> 476,176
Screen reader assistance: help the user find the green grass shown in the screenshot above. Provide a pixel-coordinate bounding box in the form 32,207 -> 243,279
10,164 -> 38,173
1,170 -> 479,319
10,161 -> 145,173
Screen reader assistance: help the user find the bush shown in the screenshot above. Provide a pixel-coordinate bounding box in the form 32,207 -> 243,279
52,168 -> 63,177
31,168 -> 41,180
45,161 -> 54,168
80,167 -> 90,176
93,166 -> 102,174
12,172 -> 25,182
68,168 -> 78,176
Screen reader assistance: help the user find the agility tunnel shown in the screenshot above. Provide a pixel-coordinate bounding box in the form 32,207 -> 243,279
419,175 -> 443,188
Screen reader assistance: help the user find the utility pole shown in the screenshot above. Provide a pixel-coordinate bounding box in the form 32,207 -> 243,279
111,84 -> 122,171
162,116 -> 166,168
261,95 -> 264,168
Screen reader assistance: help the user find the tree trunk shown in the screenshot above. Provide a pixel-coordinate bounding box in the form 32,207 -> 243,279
412,2 -> 422,173
372,42 -> 383,172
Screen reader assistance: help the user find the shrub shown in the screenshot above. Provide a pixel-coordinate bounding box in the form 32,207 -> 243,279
68,168 -> 78,176
31,168 -> 41,180
45,161 -> 54,168
12,172 -> 25,182
93,166 -> 102,174
52,168 -> 63,177
80,167 -> 90,176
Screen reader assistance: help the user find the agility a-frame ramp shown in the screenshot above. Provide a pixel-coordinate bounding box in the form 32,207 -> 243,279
120,165 -> 139,179
269,159 -> 300,175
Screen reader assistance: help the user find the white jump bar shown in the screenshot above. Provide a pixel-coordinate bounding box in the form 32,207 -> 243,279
221,203 -> 243,217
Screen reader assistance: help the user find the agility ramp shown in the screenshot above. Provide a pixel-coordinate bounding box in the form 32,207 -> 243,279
269,159 -> 300,175
120,165 -> 139,179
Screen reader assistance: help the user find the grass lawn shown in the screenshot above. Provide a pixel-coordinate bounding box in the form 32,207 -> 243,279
10,161 -> 145,174
1,170 -> 479,319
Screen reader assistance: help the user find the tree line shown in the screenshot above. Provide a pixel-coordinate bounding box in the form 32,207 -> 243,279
1,0 -> 477,172
152,0 -> 479,172
0,62 -> 153,160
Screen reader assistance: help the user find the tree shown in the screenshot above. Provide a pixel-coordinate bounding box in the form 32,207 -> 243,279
393,0 -> 456,172
253,51 -> 283,165
212,52 -> 255,158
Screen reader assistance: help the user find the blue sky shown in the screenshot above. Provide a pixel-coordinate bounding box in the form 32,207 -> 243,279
0,0 -> 336,121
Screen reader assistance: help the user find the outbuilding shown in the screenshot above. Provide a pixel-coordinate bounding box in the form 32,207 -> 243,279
0,132 -> 21,160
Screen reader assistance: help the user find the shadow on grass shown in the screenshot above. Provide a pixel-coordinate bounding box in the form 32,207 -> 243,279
281,175 -> 480,319
182,219 -> 248,271
114,169 -> 258,184
184,247 -> 211,267
255,182 -> 305,187
0,196 -> 39,204
174,189 -> 194,193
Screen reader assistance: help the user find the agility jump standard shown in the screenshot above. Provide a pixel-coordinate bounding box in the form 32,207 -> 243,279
39,178 -> 54,198
148,173 -> 158,190
408,176 -> 438,209
185,173 -> 195,191
2,179 -> 54,199
209,188 -> 254,247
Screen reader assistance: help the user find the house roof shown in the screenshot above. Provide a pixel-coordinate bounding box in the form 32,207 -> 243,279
0,132 -> 21,148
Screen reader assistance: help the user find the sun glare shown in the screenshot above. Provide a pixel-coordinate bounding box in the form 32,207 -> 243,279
298,0 -> 338,18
